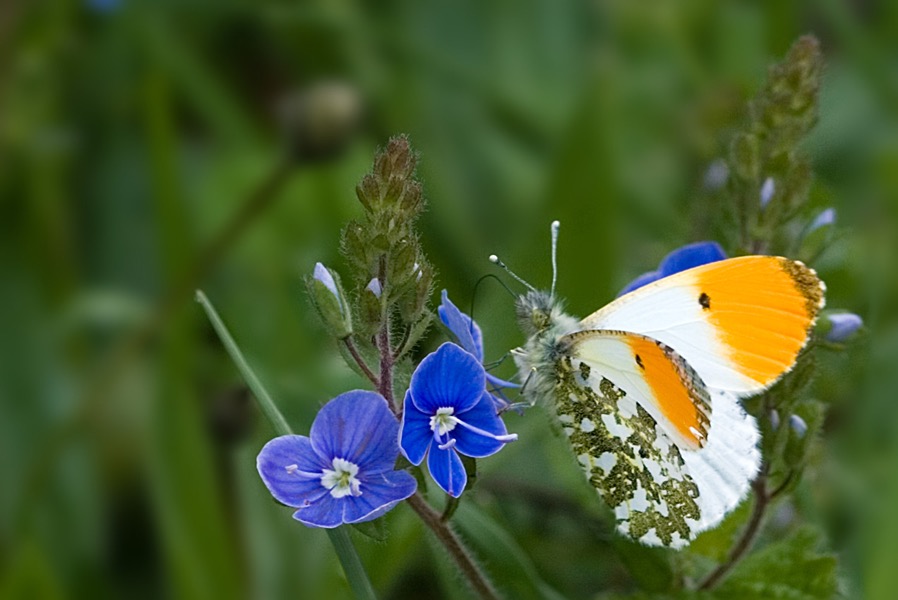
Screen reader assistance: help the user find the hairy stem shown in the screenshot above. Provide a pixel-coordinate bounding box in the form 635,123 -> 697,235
406,493 -> 500,600
343,337 -> 380,388
699,475 -> 770,590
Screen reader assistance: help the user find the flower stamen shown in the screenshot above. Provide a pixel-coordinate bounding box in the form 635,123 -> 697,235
320,457 -> 362,498
430,407 -> 459,436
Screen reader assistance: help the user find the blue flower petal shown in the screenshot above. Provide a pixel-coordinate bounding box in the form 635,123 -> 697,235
438,290 -> 484,360
618,270 -> 661,297
453,392 -> 509,458
343,470 -> 418,524
292,494 -> 345,528
658,241 -> 727,277
409,343 -> 485,414
619,241 -> 727,296
257,435 -> 330,507
309,390 -> 394,468
399,391 -> 433,466
427,444 -> 467,498
485,372 -> 519,389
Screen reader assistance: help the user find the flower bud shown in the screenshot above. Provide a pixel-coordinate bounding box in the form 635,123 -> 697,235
760,177 -> 775,208
825,312 -> 862,343
703,159 -> 729,191
366,278 -> 382,299
769,409 -> 780,430
788,414 -> 807,438
808,207 -> 836,234
307,263 -> 353,339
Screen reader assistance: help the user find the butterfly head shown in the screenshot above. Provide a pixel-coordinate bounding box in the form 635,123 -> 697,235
515,290 -> 576,338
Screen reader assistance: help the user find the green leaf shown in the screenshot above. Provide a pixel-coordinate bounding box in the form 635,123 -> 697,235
351,517 -> 389,543
610,537 -> 674,593
715,527 -> 837,599
689,498 -> 752,563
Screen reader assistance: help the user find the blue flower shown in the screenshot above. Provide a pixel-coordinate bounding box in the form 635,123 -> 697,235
618,241 -> 727,296
399,343 -> 517,497
438,290 -> 518,395
257,390 -> 416,528
825,312 -> 863,342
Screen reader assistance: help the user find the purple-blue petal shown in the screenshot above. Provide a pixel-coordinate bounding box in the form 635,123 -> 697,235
618,270 -> 662,297
452,392 -> 510,458
438,290 -> 484,360
409,343 -> 485,414
309,390 -> 397,470
313,262 -> 339,298
619,241 -> 727,297
399,391 -> 433,466
485,372 -> 519,390
658,241 -> 727,277
427,444 -> 467,498
291,494 -> 345,528
343,470 -> 418,524
257,435 -> 330,507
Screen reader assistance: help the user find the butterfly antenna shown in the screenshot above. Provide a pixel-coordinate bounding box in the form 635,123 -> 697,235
489,254 -> 537,292
550,220 -> 560,296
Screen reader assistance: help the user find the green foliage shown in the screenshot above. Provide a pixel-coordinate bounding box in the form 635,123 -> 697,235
1,1 -> 885,599
715,527 -> 837,599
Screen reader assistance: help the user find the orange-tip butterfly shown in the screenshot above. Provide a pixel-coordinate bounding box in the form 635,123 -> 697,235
498,222 -> 825,548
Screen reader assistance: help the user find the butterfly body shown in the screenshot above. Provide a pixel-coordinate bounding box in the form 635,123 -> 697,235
512,255 -> 824,548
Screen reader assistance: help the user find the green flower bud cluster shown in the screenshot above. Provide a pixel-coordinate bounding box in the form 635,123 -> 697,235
341,136 -> 434,336
725,35 -> 823,255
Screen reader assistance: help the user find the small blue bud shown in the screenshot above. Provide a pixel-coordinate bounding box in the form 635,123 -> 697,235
789,414 -> 807,438
769,409 -> 780,430
314,262 -> 339,298
366,278 -> 382,298
826,312 -> 862,342
760,177 -> 775,208
703,159 -> 729,191
808,208 -> 836,234
308,263 -> 352,339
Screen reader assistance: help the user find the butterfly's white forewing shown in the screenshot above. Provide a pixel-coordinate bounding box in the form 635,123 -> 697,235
580,256 -> 825,397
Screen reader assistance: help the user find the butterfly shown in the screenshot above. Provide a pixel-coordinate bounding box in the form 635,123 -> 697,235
503,223 -> 825,548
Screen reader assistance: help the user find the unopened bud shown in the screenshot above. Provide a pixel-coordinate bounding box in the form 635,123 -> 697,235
703,159 -> 729,191
789,414 -> 807,438
825,312 -> 862,342
760,177 -> 775,208
366,278 -> 382,299
808,208 -> 836,234
307,263 -> 353,339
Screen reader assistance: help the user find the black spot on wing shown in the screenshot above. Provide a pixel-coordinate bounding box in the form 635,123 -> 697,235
698,292 -> 711,310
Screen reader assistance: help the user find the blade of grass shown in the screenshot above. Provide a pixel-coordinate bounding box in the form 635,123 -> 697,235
195,290 -> 377,600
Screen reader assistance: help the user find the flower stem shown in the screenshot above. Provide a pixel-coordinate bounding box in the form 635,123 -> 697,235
343,337 -> 380,387
196,290 -> 378,600
406,493 -> 500,600
698,474 -> 770,590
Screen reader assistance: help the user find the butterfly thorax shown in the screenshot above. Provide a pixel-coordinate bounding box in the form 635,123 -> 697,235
512,290 -> 580,405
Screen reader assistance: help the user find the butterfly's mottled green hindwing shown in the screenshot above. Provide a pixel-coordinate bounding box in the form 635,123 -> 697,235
554,355 -> 703,546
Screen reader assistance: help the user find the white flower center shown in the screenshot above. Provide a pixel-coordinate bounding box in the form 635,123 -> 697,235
320,457 -> 362,499
430,407 -> 458,436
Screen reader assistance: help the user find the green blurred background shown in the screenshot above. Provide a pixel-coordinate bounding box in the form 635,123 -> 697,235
1,0 -> 895,598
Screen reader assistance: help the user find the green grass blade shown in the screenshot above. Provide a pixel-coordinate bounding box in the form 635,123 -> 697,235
195,290 -> 377,600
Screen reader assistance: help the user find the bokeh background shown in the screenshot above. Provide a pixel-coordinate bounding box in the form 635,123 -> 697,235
1,1 -> 895,598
